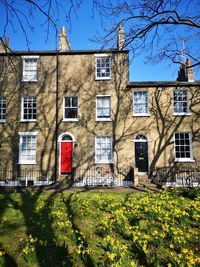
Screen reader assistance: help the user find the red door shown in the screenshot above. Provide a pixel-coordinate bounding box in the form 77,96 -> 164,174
60,142 -> 73,174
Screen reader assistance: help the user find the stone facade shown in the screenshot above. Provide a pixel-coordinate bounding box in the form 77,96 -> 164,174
0,28 -> 200,186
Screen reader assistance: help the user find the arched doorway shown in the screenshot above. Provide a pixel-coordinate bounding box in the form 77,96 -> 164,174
134,134 -> 148,173
58,133 -> 75,175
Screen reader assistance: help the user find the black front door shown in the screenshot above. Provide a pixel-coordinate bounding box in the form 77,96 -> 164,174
135,142 -> 148,172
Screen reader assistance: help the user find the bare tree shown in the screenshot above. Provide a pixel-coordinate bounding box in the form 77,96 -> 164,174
92,0 -> 200,70
0,0 -> 83,49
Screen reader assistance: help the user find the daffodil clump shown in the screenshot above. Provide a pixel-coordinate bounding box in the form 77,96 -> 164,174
0,189 -> 199,266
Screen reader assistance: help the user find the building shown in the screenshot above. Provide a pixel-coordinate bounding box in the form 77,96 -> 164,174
0,27 -> 200,187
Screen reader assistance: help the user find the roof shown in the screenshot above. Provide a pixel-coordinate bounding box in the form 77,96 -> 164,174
128,81 -> 200,87
0,49 -> 129,56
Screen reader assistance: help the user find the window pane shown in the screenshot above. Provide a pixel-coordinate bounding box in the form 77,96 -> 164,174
174,90 -> 188,113
174,132 -> 191,159
133,92 -> 148,114
96,57 -> 111,78
20,135 -> 36,163
0,97 -> 6,120
95,136 -> 112,162
23,58 -> 38,81
64,97 -> 78,119
96,96 -> 111,119
23,97 -> 37,120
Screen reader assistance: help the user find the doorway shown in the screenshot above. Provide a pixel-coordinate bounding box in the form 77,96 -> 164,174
134,135 -> 148,173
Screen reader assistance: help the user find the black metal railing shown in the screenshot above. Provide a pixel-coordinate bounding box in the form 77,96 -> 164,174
153,166 -> 200,187
73,167 -> 134,186
0,169 -> 55,186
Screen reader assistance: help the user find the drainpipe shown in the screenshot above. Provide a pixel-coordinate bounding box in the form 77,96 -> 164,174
54,30 -> 59,183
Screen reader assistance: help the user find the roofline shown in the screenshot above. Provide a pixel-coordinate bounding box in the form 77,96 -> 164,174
128,81 -> 200,87
0,49 -> 129,56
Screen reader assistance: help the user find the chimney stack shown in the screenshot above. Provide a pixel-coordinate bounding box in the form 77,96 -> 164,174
59,26 -> 70,51
117,24 -> 125,50
186,58 -> 194,82
177,58 -> 194,82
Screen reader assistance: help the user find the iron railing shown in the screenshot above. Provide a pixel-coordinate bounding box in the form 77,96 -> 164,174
153,166 -> 200,187
0,169 -> 55,186
0,167 -> 134,187
73,167 -> 134,187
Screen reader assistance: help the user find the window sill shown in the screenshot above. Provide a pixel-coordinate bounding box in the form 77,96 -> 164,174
133,113 -> 150,117
95,77 -> 111,81
18,162 -> 37,165
62,119 -> 79,122
0,120 -> 6,123
173,113 -> 191,116
96,118 -> 112,122
22,80 -> 38,82
21,120 -> 37,122
95,161 -> 113,164
174,159 -> 195,163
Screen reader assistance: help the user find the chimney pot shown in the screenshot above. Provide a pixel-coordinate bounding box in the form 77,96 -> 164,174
5,37 -> 9,46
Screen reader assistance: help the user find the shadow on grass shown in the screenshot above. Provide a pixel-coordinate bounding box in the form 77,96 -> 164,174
1,189 -> 72,267
64,193 -> 95,267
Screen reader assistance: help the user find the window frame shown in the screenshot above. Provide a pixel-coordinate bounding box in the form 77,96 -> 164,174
18,132 -> 38,164
96,95 -> 112,121
174,132 -> 194,162
173,89 -> 190,116
0,96 -> 6,122
21,96 -> 37,122
133,91 -> 149,116
95,54 -> 112,80
95,136 -> 113,164
22,56 -> 39,82
63,96 -> 78,121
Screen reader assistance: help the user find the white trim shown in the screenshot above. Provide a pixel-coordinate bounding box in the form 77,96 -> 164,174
95,135 -> 113,164
0,119 -> 6,123
22,57 -> 38,82
173,89 -> 189,114
18,132 -> 38,164
174,159 -> 195,163
21,119 -> 37,122
96,95 -> 112,121
133,91 -> 149,115
62,118 -> 79,122
174,132 -> 194,161
21,56 -> 39,59
94,53 -> 111,57
173,113 -> 191,116
58,132 -> 76,142
95,56 -> 112,80
133,113 -> 150,117
18,132 -> 38,136
58,138 -> 74,175
63,96 -> 78,121
21,96 -> 37,121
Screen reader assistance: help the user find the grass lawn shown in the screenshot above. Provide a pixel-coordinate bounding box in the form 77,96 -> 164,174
0,188 -> 199,267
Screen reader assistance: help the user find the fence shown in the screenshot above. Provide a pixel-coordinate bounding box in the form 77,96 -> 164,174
0,167 -> 134,187
153,166 -> 200,187
0,169 -> 55,186
73,167 -> 133,187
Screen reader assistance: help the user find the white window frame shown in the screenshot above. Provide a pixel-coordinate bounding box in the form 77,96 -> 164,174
22,56 -> 39,82
173,89 -> 190,116
21,96 -> 37,122
133,91 -> 149,116
174,132 -> 194,162
95,136 -> 113,164
18,132 -> 38,164
63,96 -> 78,121
0,97 -> 6,122
96,95 -> 112,121
95,54 -> 112,80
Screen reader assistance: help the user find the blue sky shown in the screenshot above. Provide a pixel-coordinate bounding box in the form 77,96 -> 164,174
1,1 -> 198,82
